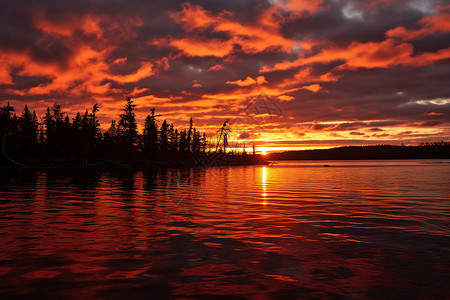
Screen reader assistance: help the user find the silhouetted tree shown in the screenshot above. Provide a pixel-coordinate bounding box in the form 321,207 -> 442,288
104,120 -> 118,154
18,105 -> 39,155
172,128 -> 179,152
167,123 -> 178,153
43,107 -> 55,151
216,119 -> 231,153
43,103 -> 68,155
143,108 -> 159,156
192,128 -> 201,153
179,129 -> 188,152
187,117 -> 193,152
159,119 -> 169,153
83,104 -> 102,152
118,97 -> 138,152
201,133 -> 207,152
0,102 -> 15,138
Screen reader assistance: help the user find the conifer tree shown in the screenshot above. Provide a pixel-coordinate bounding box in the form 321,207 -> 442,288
159,119 -> 169,153
0,102 -> 16,141
118,97 -> 138,151
18,105 -> 39,154
143,108 -> 159,155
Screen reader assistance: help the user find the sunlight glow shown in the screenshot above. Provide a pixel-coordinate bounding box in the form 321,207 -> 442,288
262,167 -> 267,205
260,147 -> 268,155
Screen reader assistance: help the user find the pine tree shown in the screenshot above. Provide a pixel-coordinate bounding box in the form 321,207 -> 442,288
43,107 -> 55,150
0,102 -> 15,137
118,97 -> 138,151
201,133 -> 207,153
187,117 -> 193,152
88,104 -> 101,147
192,128 -> 201,153
179,130 -> 187,152
18,105 -> 39,155
159,119 -> 169,153
143,108 -> 159,155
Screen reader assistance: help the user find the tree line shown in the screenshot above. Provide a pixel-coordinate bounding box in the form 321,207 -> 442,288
0,97 -> 232,164
269,144 -> 450,160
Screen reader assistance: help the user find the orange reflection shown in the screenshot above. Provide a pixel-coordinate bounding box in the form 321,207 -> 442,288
262,167 -> 267,205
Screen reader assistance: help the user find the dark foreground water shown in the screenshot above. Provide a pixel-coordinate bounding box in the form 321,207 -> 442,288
0,160 -> 449,299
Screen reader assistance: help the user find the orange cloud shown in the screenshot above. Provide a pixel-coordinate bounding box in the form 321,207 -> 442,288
301,84 -> 322,92
109,62 -> 155,83
400,47 -> 450,66
34,15 -> 103,38
226,76 -> 268,86
278,67 -> 340,88
261,37 -> 450,72
0,56 -> 13,84
171,2 -> 298,57
208,64 -> 224,72
172,3 -> 217,32
426,112 -> 447,116
170,38 -> 233,57
6,45 -> 161,97
0,11 -> 154,100
386,13 -> 450,40
278,0 -> 324,15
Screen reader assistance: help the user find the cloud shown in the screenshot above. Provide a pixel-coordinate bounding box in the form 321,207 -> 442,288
301,84 -> 322,92
386,13 -> 450,40
208,64 -> 224,71
170,38 -> 234,57
170,2 -> 298,56
226,76 -> 268,86
276,0 -> 325,15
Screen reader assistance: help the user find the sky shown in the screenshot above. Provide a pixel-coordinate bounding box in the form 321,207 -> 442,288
1,0 -> 450,151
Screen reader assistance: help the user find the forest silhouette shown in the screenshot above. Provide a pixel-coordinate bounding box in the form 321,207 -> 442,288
1,98 -> 449,168
0,97 -> 264,168
269,142 -> 450,160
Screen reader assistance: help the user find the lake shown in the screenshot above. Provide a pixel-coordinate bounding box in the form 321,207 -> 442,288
1,160 -> 449,299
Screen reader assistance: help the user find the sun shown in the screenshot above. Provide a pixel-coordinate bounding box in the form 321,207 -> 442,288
261,147 -> 268,155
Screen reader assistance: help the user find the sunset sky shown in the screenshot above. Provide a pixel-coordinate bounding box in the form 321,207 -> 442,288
1,0 -> 449,151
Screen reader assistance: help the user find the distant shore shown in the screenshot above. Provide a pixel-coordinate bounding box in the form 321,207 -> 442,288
268,143 -> 450,160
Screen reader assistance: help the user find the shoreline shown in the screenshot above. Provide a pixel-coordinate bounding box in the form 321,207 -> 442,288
0,153 -> 269,169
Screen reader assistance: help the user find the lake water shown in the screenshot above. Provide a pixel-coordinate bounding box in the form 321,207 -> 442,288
1,160 -> 449,299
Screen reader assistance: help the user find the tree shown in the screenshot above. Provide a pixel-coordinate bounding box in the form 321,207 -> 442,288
192,128 -> 201,153
118,97 -> 138,151
172,128 -> 179,152
201,133 -> 207,152
159,119 -> 169,153
18,105 -> 39,155
168,123 -> 178,153
143,108 -> 159,155
43,107 -> 55,149
86,104 -> 101,148
0,102 -> 15,137
104,120 -> 118,154
179,129 -> 188,152
43,103 -> 68,155
187,117 -> 193,152
216,119 -> 231,153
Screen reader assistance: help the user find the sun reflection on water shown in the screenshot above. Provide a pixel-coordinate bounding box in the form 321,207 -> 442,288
262,167 -> 267,205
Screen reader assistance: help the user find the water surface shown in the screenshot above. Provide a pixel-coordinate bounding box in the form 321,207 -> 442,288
1,160 -> 449,299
